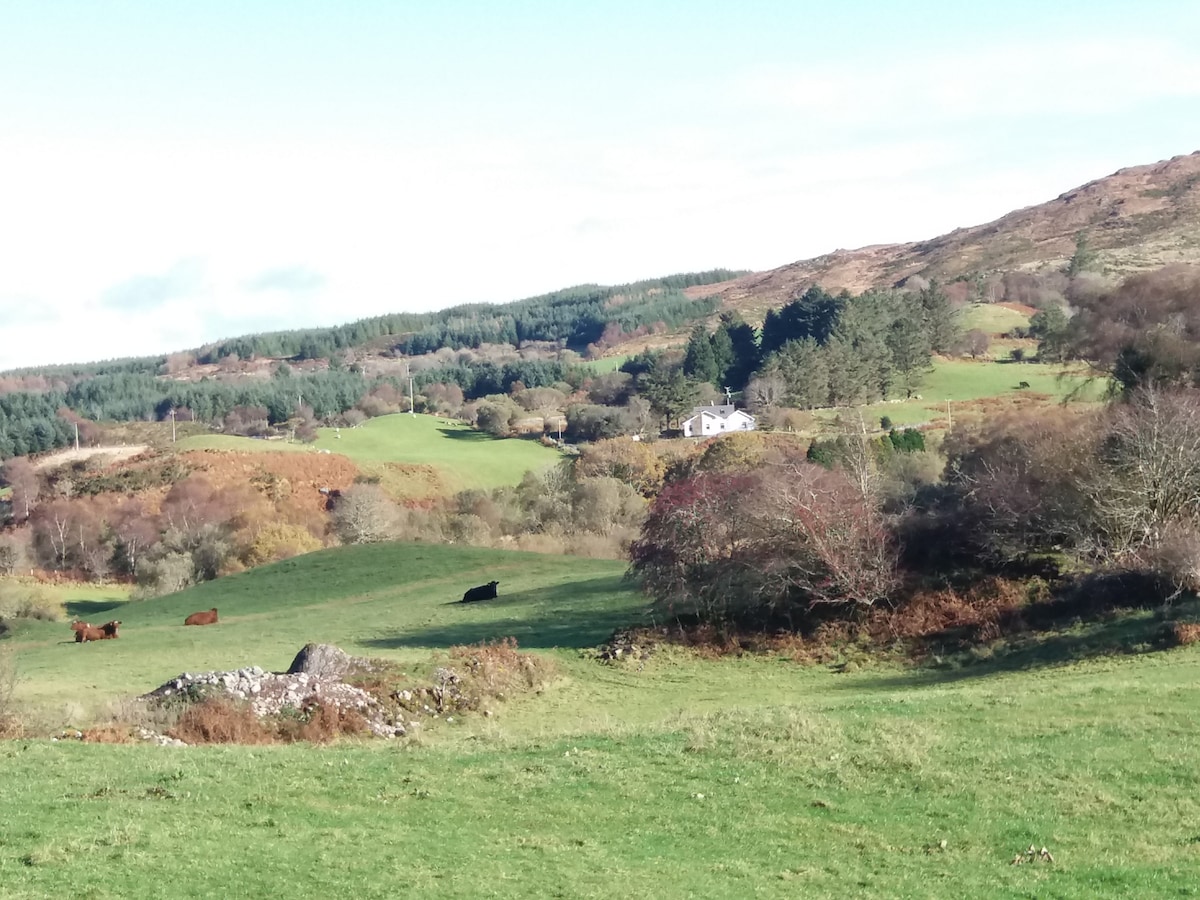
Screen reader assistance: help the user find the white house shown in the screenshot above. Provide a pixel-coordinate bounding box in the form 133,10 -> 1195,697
680,404 -> 757,437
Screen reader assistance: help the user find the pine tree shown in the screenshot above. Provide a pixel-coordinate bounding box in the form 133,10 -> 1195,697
683,325 -> 719,385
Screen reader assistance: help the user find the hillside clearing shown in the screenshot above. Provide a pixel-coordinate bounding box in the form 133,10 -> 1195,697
33,445 -> 149,470
811,358 -> 1106,430
177,413 -> 563,495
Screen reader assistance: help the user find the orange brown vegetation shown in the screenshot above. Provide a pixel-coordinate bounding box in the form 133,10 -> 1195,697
178,450 -> 360,513
81,725 -> 137,744
166,697 -> 366,745
575,438 -> 671,496
375,461 -> 445,502
448,637 -> 555,699
617,577 -> 1049,663
168,699 -> 278,745
1170,622 -> 1200,647
872,577 -> 1043,645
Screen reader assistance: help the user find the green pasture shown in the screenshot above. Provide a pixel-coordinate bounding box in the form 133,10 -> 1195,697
578,354 -> 631,374
4,543 -> 1200,896
178,413 -> 563,492
957,302 -> 1032,336
814,358 -> 1108,430
4,544 -> 639,714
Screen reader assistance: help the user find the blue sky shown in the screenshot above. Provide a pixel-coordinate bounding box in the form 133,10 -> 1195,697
2,0 -> 1198,369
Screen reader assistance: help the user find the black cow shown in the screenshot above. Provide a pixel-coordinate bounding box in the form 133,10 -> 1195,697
461,580 -> 499,603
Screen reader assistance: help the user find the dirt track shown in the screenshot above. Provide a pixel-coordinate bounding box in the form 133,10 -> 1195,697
33,445 -> 149,470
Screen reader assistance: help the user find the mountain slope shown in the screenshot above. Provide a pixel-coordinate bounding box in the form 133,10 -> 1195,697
691,150 -> 1200,320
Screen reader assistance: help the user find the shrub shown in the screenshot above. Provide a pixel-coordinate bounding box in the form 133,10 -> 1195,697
629,460 -> 898,626
1169,622 -> 1200,646
240,522 -> 324,567
0,581 -> 63,622
448,638 -> 555,705
275,700 -> 368,744
168,699 -> 276,745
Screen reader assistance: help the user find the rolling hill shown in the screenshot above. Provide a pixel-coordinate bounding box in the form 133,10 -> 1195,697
687,150 -> 1200,321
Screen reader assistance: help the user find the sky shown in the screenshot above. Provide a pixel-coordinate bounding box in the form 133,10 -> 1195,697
2,0 -> 1199,370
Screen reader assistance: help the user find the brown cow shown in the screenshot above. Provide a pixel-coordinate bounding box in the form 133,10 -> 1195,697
71,620 -> 120,642
71,621 -> 104,642
184,608 -> 219,626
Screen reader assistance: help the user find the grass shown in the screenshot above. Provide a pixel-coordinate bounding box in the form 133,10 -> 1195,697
178,413 -> 563,493
578,354 -> 631,374
4,544 -> 642,714
957,302 -> 1032,336
814,358 -> 1108,431
5,546 -> 1200,896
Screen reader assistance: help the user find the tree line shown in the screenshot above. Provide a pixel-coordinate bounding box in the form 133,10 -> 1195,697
630,266 -> 1200,637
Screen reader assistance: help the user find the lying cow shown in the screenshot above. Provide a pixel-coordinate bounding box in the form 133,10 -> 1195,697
71,621 -> 103,642
71,620 -> 121,642
461,580 -> 499,603
184,608 -> 219,626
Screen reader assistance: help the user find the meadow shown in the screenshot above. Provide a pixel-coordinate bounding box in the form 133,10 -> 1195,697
177,413 -> 563,493
812,356 -> 1107,430
3,543 -> 1200,897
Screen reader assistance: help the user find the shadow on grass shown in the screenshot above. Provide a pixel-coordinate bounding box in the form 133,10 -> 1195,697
64,599 -> 128,618
362,577 -> 648,650
437,428 -> 492,441
851,610 -> 1169,690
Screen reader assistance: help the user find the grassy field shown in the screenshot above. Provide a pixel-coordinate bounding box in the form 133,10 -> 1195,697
957,302 -> 1033,336
814,358 -> 1108,430
578,354 -> 631,374
3,544 -> 1200,896
178,413 -> 563,493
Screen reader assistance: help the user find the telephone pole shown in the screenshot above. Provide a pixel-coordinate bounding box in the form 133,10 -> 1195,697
406,362 -> 415,416
170,408 -> 176,443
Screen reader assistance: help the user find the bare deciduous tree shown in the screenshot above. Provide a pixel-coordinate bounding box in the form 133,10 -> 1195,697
332,484 -> 399,545
1,457 -> 40,522
1085,388 -> 1200,559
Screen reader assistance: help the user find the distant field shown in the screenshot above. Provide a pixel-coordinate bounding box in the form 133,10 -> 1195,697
4,542 -> 1200,896
178,413 -> 562,493
957,302 -> 1032,335
814,358 -> 1107,431
578,354 -> 630,374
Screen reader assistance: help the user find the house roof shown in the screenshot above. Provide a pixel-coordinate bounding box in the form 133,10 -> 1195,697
682,406 -> 756,425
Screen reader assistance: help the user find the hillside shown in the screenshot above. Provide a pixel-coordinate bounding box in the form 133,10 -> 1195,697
689,150 -> 1200,321
6,543 -> 1200,896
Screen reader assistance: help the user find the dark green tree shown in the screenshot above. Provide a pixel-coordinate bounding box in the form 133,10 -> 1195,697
683,325 -> 719,385
709,327 -> 735,389
1029,304 -> 1070,362
1066,231 -> 1099,277
638,361 -> 700,430
919,280 -> 960,355
886,311 -> 933,397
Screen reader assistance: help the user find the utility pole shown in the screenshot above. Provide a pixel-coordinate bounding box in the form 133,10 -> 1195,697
407,362 -> 415,416
74,422 -> 79,451
946,400 -> 952,431
170,408 -> 176,443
